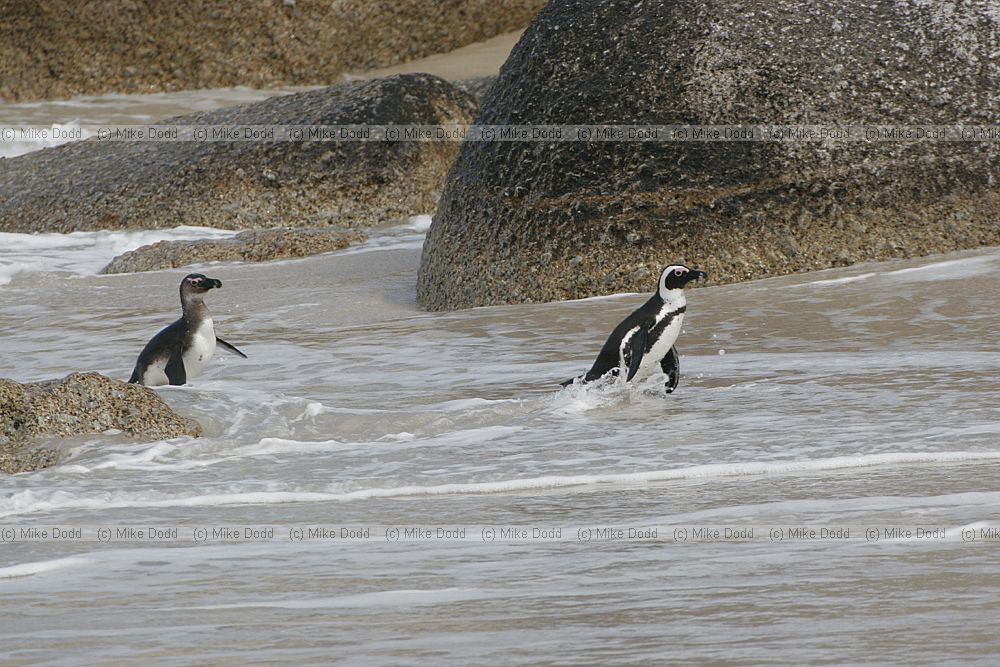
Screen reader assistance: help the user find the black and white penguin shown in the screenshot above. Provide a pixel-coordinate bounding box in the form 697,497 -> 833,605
128,273 -> 247,386
561,264 -> 707,392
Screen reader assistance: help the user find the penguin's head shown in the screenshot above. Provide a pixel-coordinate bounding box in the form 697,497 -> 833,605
658,265 -> 707,296
180,273 -> 222,296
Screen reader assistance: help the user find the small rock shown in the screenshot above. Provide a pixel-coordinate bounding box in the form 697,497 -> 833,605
100,227 -> 367,274
1,373 -> 201,474
0,75 -> 479,234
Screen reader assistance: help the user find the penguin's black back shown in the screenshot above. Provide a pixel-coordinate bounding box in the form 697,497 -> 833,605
128,317 -> 188,384
583,295 -> 663,381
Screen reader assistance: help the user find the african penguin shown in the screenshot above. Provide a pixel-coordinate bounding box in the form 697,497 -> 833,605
561,264 -> 707,392
128,273 -> 247,386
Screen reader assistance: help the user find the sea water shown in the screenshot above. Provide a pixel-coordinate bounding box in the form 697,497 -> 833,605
2,95 -> 1000,666
0,87 -> 309,159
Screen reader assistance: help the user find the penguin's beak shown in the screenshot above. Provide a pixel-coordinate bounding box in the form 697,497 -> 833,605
688,270 -> 708,283
206,278 -> 222,289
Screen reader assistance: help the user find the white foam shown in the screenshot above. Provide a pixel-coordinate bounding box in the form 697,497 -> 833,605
4,450 -> 998,517
335,226 -> 427,256
230,437 -> 351,457
300,402 -> 325,418
0,556 -> 91,579
300,212 -> 461,260
87,441 -> 190,469
882,256 -> 997,281
0,489 -> 337,517
432,397 -> 522,412
0,226 -> 239,285
1,87 -> 309,158
549,377 -> 632,414
566,292 -> 642,303
277,401 -> 329,425
793,256 -> 994,287
407,214 -> 433,232
320,451 -> 1000,501
309,214 -> 437,259
805,272 -> 878,286
380,432 -> 417,442
188,588 -> 486,611
66,439 -> 225,472
233,425 -> 523,459
0,121 -> 94,159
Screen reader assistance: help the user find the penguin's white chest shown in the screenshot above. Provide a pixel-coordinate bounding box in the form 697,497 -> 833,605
183,318 -> 216,379
620,302 -> 686,382
638,310 -> 684,379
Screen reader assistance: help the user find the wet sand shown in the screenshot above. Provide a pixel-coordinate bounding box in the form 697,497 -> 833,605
351,30 -> 522,81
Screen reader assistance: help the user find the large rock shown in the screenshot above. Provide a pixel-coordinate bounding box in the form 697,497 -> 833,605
100,227 -> 366,274
0,74 -> 478,233
417,0 -> 1000,310
0,1 -> 544,102
455,76 -> 498,103
0,373 -> 201,474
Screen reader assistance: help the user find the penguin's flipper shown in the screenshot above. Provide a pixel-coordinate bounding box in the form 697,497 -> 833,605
164,349 -> 187,385
216,337 -> 248,359
661,346 -> 680,394
625,327 -> 648,382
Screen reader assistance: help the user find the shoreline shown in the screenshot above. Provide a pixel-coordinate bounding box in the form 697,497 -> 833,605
348,30 -> 522,82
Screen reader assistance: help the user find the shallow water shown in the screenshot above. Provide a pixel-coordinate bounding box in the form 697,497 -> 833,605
0,87 -> 312,159
3,227 -> 1000,664
3,85 -> 1000,664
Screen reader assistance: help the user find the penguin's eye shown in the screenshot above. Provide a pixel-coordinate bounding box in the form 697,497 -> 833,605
673,268 -> 686,276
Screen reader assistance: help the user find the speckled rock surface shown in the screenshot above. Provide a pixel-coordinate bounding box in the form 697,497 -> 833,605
0,1 -> 544,102
101,227 -> 367,274
455,77 -> 497,102
417,0 -> 1000,310
0,74 -> 478,233
0,373 -> 201,474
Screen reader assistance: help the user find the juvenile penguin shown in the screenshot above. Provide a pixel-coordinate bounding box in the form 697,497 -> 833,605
561,264 -> 707,392
128,273 -> 247,386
